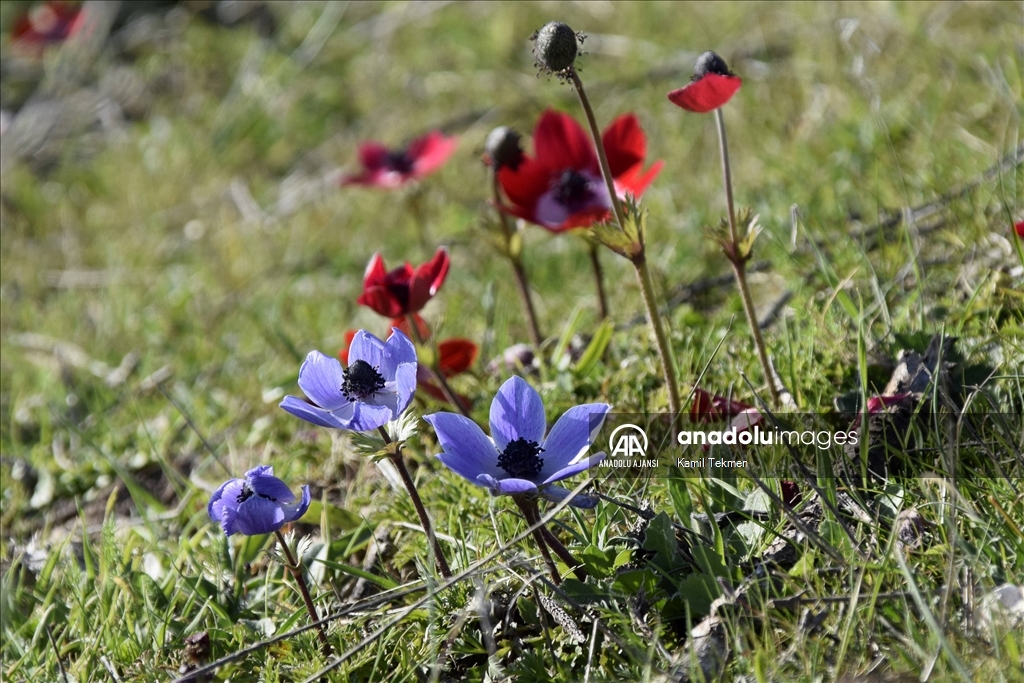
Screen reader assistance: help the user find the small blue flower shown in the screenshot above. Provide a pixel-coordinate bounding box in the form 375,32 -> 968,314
208,466 -> 311,536
280,329 -> 417,432
426,376 -> 611,508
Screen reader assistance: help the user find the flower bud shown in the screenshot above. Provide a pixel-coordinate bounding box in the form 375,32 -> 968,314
532,22 -> 579,74
693,50 -> 733,79
485,126 -> 524,171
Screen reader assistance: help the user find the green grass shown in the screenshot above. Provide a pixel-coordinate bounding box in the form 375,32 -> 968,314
2,2 -> 1023,681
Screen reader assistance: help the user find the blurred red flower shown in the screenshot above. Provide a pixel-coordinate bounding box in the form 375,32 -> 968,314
357,248 -> 450,318
496,109 -> 663,232
1015,220 -> 1024,238
11,1 -> 84,55
342,131 -> 457,189
689,387 -> 753,422
667,51 -> 742,113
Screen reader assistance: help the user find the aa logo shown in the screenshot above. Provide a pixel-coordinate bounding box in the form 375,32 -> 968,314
608,424 -> 648,458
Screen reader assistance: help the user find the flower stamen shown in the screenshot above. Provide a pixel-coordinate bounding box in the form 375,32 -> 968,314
342,360 -> 386,399
497,437 -> 545,479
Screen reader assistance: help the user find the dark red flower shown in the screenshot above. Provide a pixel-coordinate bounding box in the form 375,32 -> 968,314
689,387 -> 753,423
1015,220 -> 1024,238
342,131 -> 457,189
667,51 -> 742,113
390,313 -> 432,342
496,109 -> 663,232
702,407 -> 763,452
11,1 -> 84,55
357,248 -> 450,318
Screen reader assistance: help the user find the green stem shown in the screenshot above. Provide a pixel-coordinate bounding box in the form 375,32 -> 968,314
539,525 -> 588,582
514,496 -> 561,585
378,427 -> 452,578
274,530 -> 332,657
714,108 -> 780,407
586,239 -> 609,320
404,314 -> 471,417
569,66 -> 680,415
631,254 -> 682,415
492,171 -> 544,346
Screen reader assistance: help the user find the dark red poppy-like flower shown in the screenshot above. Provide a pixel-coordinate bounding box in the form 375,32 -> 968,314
1015,220 -> 1024,238
357,248 -> 450,318
497,109 -> 663,232
689,387 -> 754,423
667,51 -> 742,113
342,131 -> 457,189
11,1 -> 84,55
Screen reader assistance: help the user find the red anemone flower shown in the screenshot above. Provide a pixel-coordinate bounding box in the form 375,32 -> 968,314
357,248 -> 450,318
689,387 -> 753,423
11,1 -> 84,55
667,51 -> 742,113
496,109 -> 663,232
1015,220 -> 1024,238
342,131 -> 457,189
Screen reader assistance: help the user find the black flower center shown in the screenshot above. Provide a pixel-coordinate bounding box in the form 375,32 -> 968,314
385,150 -> 415,175
497,437 -> 545,479
236,482 -> 276,504
342,360 -> 386,400
553,169 -> 593,210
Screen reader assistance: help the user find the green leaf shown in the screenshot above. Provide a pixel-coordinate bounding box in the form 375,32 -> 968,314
574,320 -> 614,377
643,512 -> 685,573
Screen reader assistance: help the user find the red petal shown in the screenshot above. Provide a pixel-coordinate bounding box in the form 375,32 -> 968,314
337,330 -> 358,365
601,114 -> 647,178
362,253 -> 388,287
555,207 -> 613,232
667,73 -> 742,113
615,159 -> 664,199
357,286 -> 404,318
780,480 -> 801,507
533,109 -> 597,175
390,314 -> 432,342
1015,220 -> 1024,238
866,393 -> 912,414
437,338 -> 478,377
357,142 -> 390,172
408,131 -> 458,178
408,247 -> 450,313
689,387 -> 753,422
497,156 -> 548,215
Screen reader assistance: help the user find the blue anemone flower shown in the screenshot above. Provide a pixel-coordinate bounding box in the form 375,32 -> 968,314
208,466 -> 311,536
425,376 -> 611,508
280,329 -> 417,432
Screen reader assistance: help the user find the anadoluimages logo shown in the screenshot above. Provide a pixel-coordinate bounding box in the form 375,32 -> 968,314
608,423 -> 648,458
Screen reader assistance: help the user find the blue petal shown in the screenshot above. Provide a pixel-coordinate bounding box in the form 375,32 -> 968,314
542,485 -> 599,509
217,500 -> 240,535
426,412 -> 502,482
489,376 -> 546,453
343,401 -> 393,432
383,329 -> 417,378
538,403 -> 611,480
208,478 -> 243,522
233,495 -> 285,535
392,362 -> 417,416
281,485 -> 311,523
348,330 -> 390,378
297,351 -> 348,411
542,452 -> 606,485
248,471 -> 295,503
280,395 -> 348,429
477,473 -> 538,496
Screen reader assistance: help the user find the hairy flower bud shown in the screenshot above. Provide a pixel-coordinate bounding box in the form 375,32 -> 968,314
693,50 -> 733,80
485,126 -> 524,170
532,22 -> 579,74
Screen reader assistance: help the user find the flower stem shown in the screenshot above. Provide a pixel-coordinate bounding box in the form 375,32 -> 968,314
714,108 -> 780,407
513,496 -> 561,585
404,314 -> 471,417
586,239 -> 609,320
539,525 -> 588,582
273,530 -> 332,658
569,66 -> 680,415
491,172 -> 544,346
377,426 -> 452,578
631,253 -> 682,415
